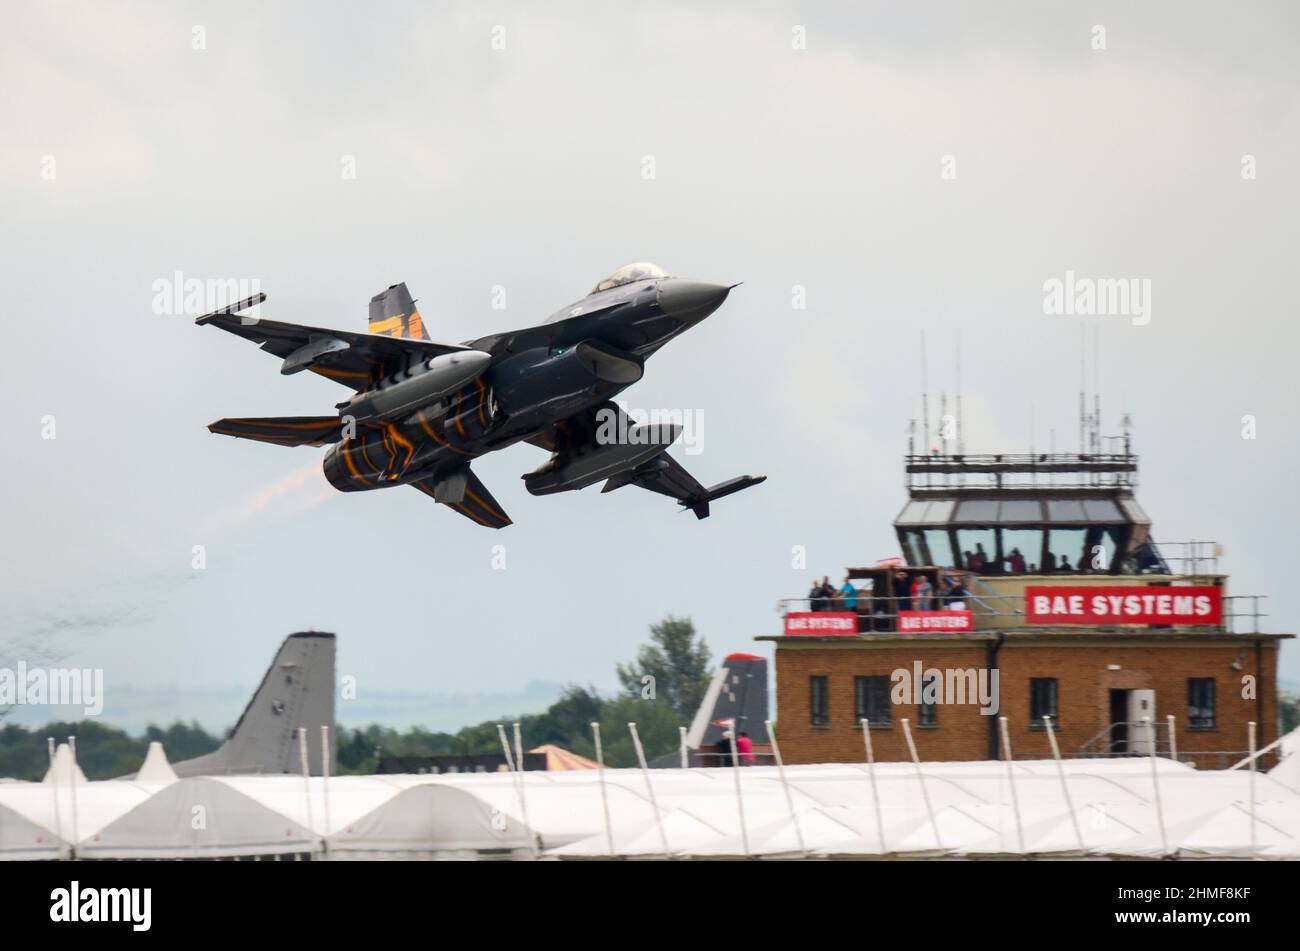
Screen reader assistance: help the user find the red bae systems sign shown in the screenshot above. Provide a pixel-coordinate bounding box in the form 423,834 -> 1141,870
784,612 -> 858,636
1025,586 -> 1223,625
898,610 -> 975,633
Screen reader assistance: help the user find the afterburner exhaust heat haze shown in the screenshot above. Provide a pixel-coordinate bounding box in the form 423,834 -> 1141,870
198,263 -> 765,528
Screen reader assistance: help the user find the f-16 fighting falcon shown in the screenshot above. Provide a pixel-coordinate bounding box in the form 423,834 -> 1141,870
197,263 -> 765,528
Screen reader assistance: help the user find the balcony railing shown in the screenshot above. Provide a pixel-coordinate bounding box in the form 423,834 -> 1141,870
778,592 -> 1268,634
905,451 -> 1138,493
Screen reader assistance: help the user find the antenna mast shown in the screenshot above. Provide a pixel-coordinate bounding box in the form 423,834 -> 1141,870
1093,324 -> 1101,454
956,331 -> 964,455
921,331 -> 931,454
1078,324 -> 1086,454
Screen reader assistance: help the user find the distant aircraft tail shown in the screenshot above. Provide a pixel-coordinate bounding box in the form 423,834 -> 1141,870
368,282 -> 429,340
683,653 -> 769,764
170,632 -> 337,777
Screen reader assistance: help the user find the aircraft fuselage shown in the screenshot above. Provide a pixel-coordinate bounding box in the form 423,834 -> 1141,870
321,276 -> 731,493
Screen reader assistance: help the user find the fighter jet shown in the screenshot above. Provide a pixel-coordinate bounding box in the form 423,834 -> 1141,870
198,263 -> 765,528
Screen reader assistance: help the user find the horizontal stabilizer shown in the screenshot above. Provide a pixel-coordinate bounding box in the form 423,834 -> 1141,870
209,416 -> 345,447
411,467 -> 512,529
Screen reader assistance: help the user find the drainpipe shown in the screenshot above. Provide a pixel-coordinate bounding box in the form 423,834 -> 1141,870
988,632 -> 1006,760
1255,639 -> 1264,749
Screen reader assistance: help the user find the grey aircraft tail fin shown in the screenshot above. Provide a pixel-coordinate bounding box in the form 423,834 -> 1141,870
170,632 -> 337,778
680,653 -> 769,766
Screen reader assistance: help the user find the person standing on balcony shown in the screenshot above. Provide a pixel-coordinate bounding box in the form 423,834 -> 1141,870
944,574 -> 969,610
893,569 -> 912,613
808,579 -> 825,611
1007,548 -> 1026,574
839,576 -> 858,610
914,573 -> 935,610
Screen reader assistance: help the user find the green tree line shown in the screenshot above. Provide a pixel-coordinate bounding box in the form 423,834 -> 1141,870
0,616 -> 713,780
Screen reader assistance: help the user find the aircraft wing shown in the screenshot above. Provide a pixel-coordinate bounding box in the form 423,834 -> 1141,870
530,401 -> 766,519
410,467 -> 512,529
196,294 -> 471,391
603,452 -> 767,519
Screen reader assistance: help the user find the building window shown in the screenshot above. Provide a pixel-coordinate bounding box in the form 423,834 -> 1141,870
854,676 -> 892,727
919,672 -> 938,726
1029,678 -> 1058,727
1188,678 -> 1216,729
810,676 -> 829,727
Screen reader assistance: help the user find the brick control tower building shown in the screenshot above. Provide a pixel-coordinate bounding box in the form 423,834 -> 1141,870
762,447 -> 1291,768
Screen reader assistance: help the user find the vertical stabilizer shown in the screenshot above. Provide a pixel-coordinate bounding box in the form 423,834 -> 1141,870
684,653 -> 770,752
171,632 -> 336,777
368,282 -> 428,340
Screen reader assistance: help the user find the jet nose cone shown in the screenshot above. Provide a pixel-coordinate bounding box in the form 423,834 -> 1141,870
657,280 -> 733,322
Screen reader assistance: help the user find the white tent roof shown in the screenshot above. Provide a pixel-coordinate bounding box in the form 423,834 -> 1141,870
135,742 -> 178,784
1,756 -> 1298,860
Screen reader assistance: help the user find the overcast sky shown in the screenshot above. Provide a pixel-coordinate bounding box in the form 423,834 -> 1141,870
2,1 -> 1297,730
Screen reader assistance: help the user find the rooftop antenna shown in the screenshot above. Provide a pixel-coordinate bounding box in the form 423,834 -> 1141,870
1029,405 -> 1036,456
955,331 -> 964,455
920,331 -> 931,454
1078,324 -> 1086,455
907,417 -> 916,456
940,392 -> 948,454
1093,324 -> 1101,454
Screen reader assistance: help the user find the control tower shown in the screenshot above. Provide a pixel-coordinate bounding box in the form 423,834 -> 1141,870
761,446 -> 1291,768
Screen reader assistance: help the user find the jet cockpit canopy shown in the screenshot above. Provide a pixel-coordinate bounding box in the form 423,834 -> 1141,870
589,262 -> 669,295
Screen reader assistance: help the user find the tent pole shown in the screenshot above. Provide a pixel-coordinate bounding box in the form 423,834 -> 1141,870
495,724 -> 516,770
1043,715 -> 1084,852
1248,721 -> 1257,854
728,727 -> 750,857
1228,731 -> 1286,770
678,726 -> 688,769
1144,717 -> 1169,856
1166,714 -> 1178,764
511,722 -> 537,859
628,722 -> 670,858
999,717 -> 1025,853
902,719 -> 942,852
67,736 -> 80,860
319,725 -> 331,857
767,719 -> 807,858
496,725 -> 534,857
47,737 -> 65,860
592,722 -> 615,857
860,719 -> 888,855
297,728 -> 316,858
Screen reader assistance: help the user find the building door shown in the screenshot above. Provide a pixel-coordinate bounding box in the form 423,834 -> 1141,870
1109,689 -> 1129,754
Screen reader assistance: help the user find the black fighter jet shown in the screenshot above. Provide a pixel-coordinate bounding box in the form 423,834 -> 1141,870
198,263 -> 765,528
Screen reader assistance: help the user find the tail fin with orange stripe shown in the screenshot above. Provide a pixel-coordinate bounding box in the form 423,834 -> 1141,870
367,282 -> 428,340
